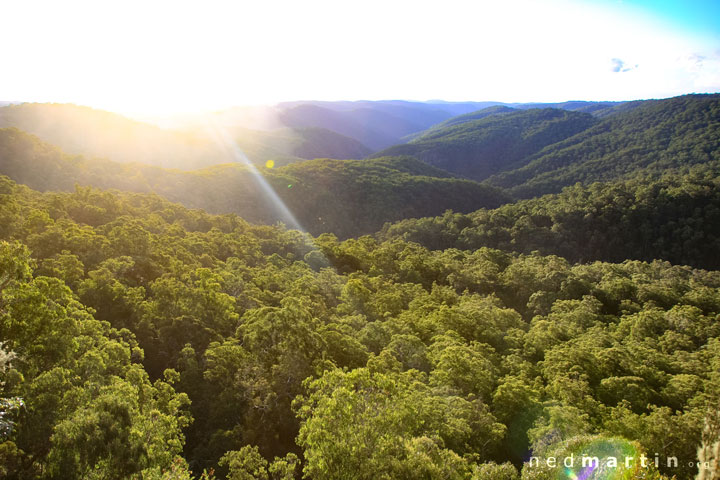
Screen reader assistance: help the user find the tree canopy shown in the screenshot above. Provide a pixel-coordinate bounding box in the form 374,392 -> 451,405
0,175 -> 717,479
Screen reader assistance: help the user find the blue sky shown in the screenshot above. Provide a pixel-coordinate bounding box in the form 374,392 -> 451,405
1,0 -> 718,116
616,0 -> 720,38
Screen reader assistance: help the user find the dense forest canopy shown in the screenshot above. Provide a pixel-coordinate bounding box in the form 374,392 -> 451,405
0,175 -> 718,479
0,92 -> 719,480
380,162 -> 720,270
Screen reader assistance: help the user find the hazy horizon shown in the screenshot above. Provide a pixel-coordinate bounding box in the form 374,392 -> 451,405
1,93 -> 715,125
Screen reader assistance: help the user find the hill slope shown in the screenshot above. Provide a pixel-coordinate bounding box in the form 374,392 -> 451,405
291,127 -> 373,159
0,127 -> 508,237
486,94 -> 720,197
278,104 -> 415,151
372,108 -> 597,181
227,126 -> 372,166
423,105 -> 518,131
380,163 -> 720,270
512,100 -> 625,115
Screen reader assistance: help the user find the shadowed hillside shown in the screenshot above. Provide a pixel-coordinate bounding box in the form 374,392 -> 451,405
486,94 -> 720,197
373,108 -> 597,181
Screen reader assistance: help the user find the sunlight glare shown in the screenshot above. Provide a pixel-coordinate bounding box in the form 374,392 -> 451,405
0,0 -> 717,116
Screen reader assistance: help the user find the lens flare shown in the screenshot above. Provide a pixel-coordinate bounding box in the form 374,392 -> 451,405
199,115 -> 337,273
557,438 -> 638,480
201,115 -> 303,231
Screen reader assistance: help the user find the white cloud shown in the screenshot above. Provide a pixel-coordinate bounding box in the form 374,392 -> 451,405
611,58 -> 638,73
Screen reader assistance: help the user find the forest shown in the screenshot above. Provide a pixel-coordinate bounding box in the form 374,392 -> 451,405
0,93 -> 719,480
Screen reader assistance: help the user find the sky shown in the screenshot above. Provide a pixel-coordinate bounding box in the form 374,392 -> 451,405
1,0 -> 718,116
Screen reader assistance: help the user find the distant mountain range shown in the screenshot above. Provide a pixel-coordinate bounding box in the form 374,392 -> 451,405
372,94 -> 719,195
0,99 -> 628,171
1,93 -> 717,241
0,128 -> 507,237
0,103 -> 375,169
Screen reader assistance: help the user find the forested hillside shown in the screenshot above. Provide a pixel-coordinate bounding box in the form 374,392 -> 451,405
289,127 -> 372,160
380,163 -> 720,270
1,176 -> 718,479
278,104 -> 432,150
0,128 -> 508,237
510,100 -> 626,116
372,109 -> 598,181
217,126 -> 373,166
0,99 -> 651,176
369,94 -> 719,203
487,94 -> 720,197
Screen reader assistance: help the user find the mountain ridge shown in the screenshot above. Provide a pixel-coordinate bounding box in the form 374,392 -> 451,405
0,127 -> 508,238
486,93 -> 720,197
372,108 -> 598,181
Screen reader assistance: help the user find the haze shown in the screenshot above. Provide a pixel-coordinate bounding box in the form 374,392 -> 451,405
1,0 -> 719,117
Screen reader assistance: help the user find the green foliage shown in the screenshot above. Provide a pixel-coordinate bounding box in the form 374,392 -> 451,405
428,105 -> 518,130
692,338 -> 720,479
0,341 -> 23,441
381,165 -> 720,270
0,240 -> 191,479
488,93 -> 720,197
0,169 -> 717,478
0,128 -> 509,238
471,461 -> 520,480
219,445 -> 298,480
374,108 -> 597,181
274,155 -> 509,237
520,434 -> 669,480
295,367 -> 504,480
